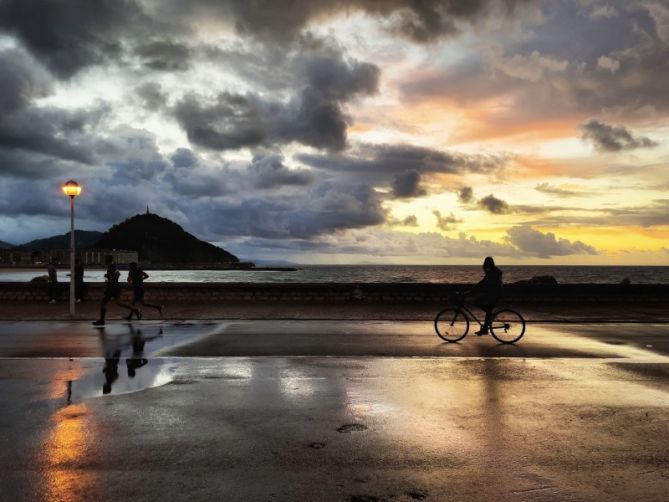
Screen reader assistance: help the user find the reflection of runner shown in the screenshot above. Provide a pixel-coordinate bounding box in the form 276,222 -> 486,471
98,328 -> 124,395
126,326 -> 162,378
127,262 -> 163,320
102,352 -> 120,395
93,263 -> 139,326
94,325 -> 164,395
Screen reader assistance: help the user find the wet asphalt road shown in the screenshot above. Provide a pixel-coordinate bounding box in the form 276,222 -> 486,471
0,321 -> 668,501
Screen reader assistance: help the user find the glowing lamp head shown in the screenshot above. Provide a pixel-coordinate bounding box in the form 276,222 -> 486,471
62,180 -> 82,198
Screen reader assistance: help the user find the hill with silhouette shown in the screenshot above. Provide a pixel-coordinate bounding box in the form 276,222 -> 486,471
93,213 -> 239,265
0,240 -> 13,249
14,231 -> 103,252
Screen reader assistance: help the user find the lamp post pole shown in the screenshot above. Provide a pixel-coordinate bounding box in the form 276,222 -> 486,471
62,180 -> 81,317
69,194 -> 75,316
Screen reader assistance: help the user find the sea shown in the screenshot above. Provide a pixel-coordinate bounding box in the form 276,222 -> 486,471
1,265 -> 668,284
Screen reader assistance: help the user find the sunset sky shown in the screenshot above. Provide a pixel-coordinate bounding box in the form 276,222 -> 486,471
0,0 -> 668,264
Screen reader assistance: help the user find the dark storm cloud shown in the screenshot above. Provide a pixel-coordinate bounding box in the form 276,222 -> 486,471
520,199 -> 669,229
478,194 -> 511,214
173,52 -> 379,152
0,48 -> 50,111
173,93 -> 265,150
0,0 -> 531,83
0,178 -> 69,217
457,186 -> 473,203
0,106 -> 100,165
388,214 -> 419,227
0,49 -> 105,169
0,149 -> 84,179
0,0 -> 150,79
103,129 -> 169,182
135,40 -> 192,71
298,143 -> 509,203
153,0 -> 531,44
433,210 -> 462,231
163,167 -> 229,197
391,170 -> 426,198
285,183 -> 385,238
608,199 -> 669,227
164,151 -> 312,196
401,1 -> 669,124
477,193 -> 573,216
506,225 -> 597,258
135,82 -> 168,110
184,181 -> 386,239
170,148 -> 199,168
249,154 -> 313,189
580,119 -> 658,152
298,143 -> 508,187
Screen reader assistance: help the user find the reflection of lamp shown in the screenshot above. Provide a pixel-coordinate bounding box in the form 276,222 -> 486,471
62,180 -> 82,316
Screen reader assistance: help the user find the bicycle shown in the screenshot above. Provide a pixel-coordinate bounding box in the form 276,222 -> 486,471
434,292 -> 526,344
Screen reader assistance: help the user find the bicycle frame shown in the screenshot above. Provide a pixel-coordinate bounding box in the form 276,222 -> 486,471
454,304 -> 488,327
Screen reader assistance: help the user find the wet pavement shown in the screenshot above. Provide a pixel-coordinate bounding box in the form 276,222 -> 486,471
0,321 -> 668,501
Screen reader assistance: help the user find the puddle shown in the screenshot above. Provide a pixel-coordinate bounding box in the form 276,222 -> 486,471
69,359 -> 178,399
65,324 -> 188,400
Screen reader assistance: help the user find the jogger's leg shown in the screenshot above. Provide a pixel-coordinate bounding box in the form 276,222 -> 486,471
140,300 -> 162,312
99,297 -> 109,321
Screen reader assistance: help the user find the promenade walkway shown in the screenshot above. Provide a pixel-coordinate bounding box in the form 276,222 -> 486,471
1,320 -> 668,501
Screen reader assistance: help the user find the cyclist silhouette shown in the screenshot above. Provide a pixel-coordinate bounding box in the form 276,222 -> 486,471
468,256 -> 503,335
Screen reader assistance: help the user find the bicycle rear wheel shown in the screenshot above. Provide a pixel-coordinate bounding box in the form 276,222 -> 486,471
434,308 -> 469,342
490,309 -> 526,344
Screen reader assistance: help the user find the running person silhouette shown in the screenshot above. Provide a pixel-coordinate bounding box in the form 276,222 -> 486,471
468,256 -> 503,335
93,262 -> 138,326
127,262 -> 163,320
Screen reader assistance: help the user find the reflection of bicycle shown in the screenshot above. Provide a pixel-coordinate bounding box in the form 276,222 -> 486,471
434,293 -> 526,344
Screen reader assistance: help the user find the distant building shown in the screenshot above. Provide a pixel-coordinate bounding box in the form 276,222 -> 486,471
0,250 -> 33,265
80,249 -> 138,266
0,249 -> 138,266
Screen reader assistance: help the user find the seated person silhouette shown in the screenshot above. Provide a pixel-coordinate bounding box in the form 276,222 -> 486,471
468,256 -> 503,335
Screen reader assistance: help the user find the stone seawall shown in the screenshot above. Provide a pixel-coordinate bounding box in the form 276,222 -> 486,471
1,282 -> 668,304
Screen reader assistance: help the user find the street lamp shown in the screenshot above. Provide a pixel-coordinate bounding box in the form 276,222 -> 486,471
62,180 -> 82,316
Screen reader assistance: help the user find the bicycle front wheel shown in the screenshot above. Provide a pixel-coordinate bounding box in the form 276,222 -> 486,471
434,308 -> 469,342
490,309 -> 526,344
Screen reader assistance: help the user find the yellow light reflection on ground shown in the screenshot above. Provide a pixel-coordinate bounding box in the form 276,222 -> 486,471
42,403 -> 94,502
